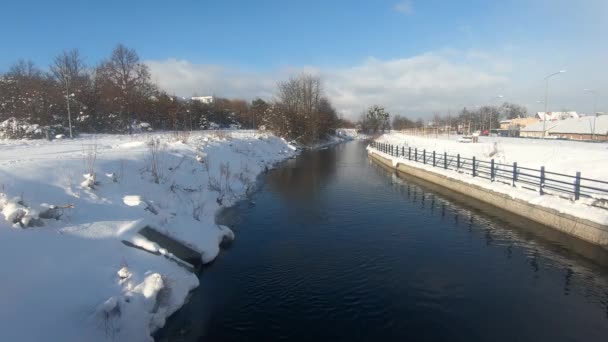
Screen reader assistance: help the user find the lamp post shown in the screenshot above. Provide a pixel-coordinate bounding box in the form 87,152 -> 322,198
584,89 -> 598,140
491,95 -> 504,134
542,70 -> 566,139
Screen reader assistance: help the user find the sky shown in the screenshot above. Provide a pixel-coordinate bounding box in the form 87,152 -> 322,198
1,0 -> 607,120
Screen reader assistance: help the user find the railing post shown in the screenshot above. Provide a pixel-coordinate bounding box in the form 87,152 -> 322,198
423,150 -> 426,164
574,171 -> 581,200
444,152 -> 447,169
409,147 -> 411,160
457,154 -> 460,169
491,159 -> 495,181
402,146 -> 404,157
512,162 -> 517,186
433,151 -> 436,167
540,166 -> 545,195
415,148 -> 417,162
472,156 -> 476,177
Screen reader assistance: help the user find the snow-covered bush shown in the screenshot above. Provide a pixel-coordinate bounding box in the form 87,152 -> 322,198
0,194 -> 69,228
0,117 -> 72,140
129,121 -> 153,133
80,144 -> 99,189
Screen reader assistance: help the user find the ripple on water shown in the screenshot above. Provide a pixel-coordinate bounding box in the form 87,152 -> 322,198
157,142 -> 608,342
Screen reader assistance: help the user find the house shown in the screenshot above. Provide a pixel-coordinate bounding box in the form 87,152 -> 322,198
191,96 -> 215,104
498,117 -> 540,136
520,115 -> 608,141
535,111 -> 579,121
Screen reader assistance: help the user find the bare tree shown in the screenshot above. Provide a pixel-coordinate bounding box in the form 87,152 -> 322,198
50,49 -> 87,138
277,74 -> 324,141
500,102 -> 528,120
3,60 -> 57,126
96,44 -> 153,130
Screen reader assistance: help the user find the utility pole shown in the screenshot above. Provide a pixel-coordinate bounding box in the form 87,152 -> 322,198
584,89 -> 598,140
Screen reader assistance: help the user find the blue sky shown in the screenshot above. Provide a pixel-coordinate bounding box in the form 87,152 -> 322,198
2,0 -> 606,118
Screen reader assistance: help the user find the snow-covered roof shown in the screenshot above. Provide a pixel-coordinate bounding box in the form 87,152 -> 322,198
522,115 -> 608,134
522,121 -> 560,132
536,111 -> 579,121
192,96 -> 214,103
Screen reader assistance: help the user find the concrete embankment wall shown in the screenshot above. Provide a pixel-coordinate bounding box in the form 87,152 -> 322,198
368,150 -> 608,250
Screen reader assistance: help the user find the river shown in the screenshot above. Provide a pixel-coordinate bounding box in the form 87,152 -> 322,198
157,141 -> 608,341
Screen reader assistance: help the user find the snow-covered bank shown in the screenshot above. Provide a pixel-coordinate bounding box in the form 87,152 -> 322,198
378,133 -> 608,179
0,131 -> 296,341
336,128 -> 369,141
287,128 -> 365,150
373,133 -> 608,226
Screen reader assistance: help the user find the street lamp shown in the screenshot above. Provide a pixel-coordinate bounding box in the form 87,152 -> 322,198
584,89 -> 598,140
491,95 -> 504,133
542,70 -> 566,139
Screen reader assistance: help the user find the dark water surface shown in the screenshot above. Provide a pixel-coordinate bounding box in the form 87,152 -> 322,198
158,142 -> 608,342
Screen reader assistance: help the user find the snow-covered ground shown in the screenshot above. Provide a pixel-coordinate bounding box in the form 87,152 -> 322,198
373,132 -> 608,226
336,128 -> 369,141
0,131 -> 296,341
379,133 -> 608,179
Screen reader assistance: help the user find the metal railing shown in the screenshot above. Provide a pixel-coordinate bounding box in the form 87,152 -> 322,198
369,141 -> 608,202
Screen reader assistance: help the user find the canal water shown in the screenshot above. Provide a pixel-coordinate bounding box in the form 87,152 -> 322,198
158,142 -> 608,342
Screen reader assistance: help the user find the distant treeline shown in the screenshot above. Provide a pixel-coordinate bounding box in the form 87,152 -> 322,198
0,44 -> 352,144
358,102 -> 529,134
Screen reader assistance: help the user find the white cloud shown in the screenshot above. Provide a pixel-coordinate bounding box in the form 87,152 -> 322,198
145,59 -> 279,100
146,50 -> 511,120
394,0 -> 414,15
323,53 -> 508,118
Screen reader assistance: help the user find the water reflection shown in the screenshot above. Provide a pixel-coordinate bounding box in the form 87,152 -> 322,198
371,159 -> 608,317
265,147 -> 339,201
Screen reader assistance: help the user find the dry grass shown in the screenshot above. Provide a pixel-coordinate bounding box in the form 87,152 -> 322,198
81,143 -> 98,175
147,138 -> 165,184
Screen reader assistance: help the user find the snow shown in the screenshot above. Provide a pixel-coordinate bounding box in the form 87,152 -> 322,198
336,128 -> 369,141
0,130 -> 296,341
522,114 -> 608,135
536,111 -> 579,121
378,132 -> 608,179
374,133 -> 608,225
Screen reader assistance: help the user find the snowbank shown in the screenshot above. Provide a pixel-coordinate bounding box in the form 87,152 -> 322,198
373,133 -> 608,226
0,130 -> 295,341
378,132 -> 608,179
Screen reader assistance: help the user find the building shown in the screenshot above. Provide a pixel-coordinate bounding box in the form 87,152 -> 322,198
535,111 -> 579,121
498,117 -> 540,137
520,115 -> 608,141
191,96 -> 215,104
